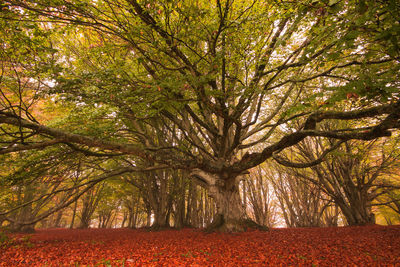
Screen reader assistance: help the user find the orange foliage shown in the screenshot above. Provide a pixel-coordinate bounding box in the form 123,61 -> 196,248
1,225 -> 400,266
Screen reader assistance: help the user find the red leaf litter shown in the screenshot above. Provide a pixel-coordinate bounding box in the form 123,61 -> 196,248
1,225 -> 400,266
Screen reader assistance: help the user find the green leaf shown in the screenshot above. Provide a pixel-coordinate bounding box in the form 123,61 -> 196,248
328,0 -> 340,6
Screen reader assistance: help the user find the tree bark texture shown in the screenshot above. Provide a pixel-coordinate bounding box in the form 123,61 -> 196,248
191,169 -> 266,232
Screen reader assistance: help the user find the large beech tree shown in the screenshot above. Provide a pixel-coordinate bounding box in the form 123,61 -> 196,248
1,0 -> 400,231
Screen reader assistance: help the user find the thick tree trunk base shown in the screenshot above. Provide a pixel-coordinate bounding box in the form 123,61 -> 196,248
174,223 -> 196,230
9,224 -> 35,233
142,223 -> 174,232
344,212 -> 376,226
205,214 -> 269,233
347,220 -> 377,226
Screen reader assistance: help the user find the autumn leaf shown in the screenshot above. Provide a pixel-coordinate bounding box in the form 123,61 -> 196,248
1,226 -> 400,266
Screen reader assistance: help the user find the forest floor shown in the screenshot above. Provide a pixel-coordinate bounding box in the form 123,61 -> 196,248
0,225 -> 399,266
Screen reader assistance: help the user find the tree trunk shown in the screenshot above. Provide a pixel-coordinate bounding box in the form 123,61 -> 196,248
55,211 -> 63,227
191,169 -> 268,232
0,215 -> 5,227
173,176 -> 187,229
210,180 -> 247,232
10,185 -> 36,233
203,192 -> 212,226
153,212 -> 168,228
190,181 -> 199,227
174,191 -> 186,229
146,210 -> 151,227
121,211 -> 127,228
11,223 -> 36,233
70,200 -> 78,229
338,201 -> 375,225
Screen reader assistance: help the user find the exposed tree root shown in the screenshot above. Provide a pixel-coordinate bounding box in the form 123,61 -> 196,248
142,224 -> 175,232
205,214 -> 269,233
8,225 -> 36,233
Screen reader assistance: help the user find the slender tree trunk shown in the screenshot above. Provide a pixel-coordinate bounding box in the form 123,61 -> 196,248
70,200 -> 78,229
174,191 -> 186,228
128,211 -> 133,228
121,211 -> 127,228
174,176 -> 186,228
189,180 -> 199,227
146,210 -> 151,227
54,210 -> 63,227
204,192 -> 211,226
185,182 -> 193,226
242,180 -> 247,212
11,185 -> 36,233
108,212 -> 116,228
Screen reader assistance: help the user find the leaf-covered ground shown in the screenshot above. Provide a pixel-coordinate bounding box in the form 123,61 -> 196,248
1,225 -> 399,266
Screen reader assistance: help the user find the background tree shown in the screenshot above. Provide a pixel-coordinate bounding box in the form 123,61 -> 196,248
262,162 -> 339,227
77,183 -> 104,229
118,182 -> 147,228
275,131 -> 400,225
244,165 -> 280,228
